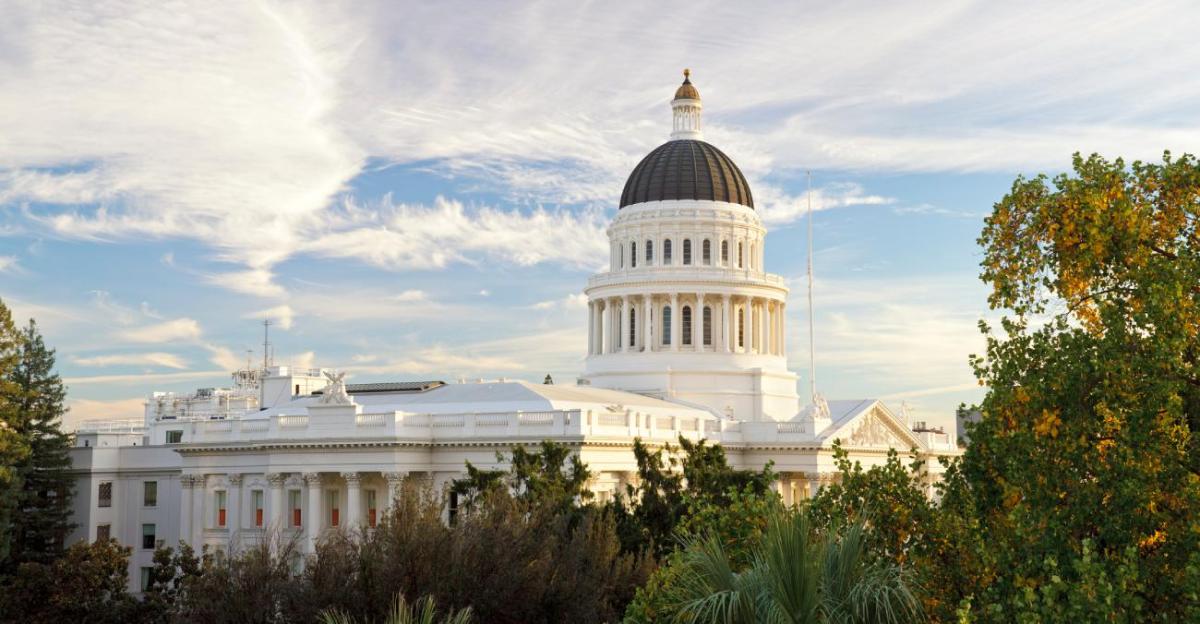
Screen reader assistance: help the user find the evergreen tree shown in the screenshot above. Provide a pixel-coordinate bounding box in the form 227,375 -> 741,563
0,299 -> 28,565
7,319 -> 75,568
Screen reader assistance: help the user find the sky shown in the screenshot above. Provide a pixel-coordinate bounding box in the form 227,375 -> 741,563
2,0 -> 1198,430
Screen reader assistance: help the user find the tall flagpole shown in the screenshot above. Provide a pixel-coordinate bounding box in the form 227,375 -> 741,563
806,171 -> 817,405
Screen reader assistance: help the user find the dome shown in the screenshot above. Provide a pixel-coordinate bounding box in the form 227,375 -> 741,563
674,70 -> 700,100
619,139 -> 754,209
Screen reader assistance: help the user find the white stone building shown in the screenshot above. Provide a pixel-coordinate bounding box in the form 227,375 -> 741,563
66,73 -> 959,592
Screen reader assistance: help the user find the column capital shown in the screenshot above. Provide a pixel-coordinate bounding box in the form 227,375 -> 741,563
180,475 -> 196,489
266,472 -> 286,486
302,472 -> 322,486
228,473 -> 243,486
341,472 -> 362,485
383,471 -> 407,484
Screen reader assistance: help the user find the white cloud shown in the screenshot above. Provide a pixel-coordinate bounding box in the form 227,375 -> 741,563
204,344 -> 248,372
244,304 -> 295,330
118,318 -> 203,343
64,370 -> 228,386
0,256 -> 17,272
72,352 -> 188,370
305,196 -> 609,271
532,293 -> 589,311
65,398 -> 147,430
390,290 -> 429,303
5,0 -> 1196,298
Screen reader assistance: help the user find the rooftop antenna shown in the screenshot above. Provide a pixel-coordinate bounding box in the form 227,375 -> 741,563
262,319 -> 272,370
806,170 -> 817,405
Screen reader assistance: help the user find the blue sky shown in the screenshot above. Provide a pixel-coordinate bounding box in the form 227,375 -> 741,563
2,1 -> 1198,429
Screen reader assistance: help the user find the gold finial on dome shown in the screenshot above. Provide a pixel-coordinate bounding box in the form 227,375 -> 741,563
674,69 -> 700,101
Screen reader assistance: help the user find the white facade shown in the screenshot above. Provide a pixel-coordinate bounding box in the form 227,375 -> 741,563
66,74 -> 961,593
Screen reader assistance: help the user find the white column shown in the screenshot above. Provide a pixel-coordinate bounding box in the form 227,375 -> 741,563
343,472 -> 362,527
743,297 -> 753,354
692,294 -> 703,350
670,293 -> 680,351
621,295 -> 631,352
587,301 -> 595,355
191,474 -> 206,548
643,296 -> 653,352
179,475 -> 194,546
304,472 -> 322,552
383,472 -> 406,519
722,295 -> 732,353
780,302 -> 787,355
267,473 -> 285,531
601,299 -> 611,354
227,473 -> 242,534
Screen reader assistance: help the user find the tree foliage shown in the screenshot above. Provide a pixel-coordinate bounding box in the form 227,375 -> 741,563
0,299 -> 27,565
0,538 -> 141,623
655,511 -> 922,624
952,152 -> 1200,620
611,437 -> 776,557
5,319 -> 74,568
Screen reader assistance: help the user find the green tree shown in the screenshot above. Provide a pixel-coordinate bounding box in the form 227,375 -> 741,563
321,593 -> 473,624
659,511 -> 922,624
0,538 -> 140,623
612,437 -> 775,557
6,319 -> 75,567
0,299 -> 28,565
954,152 -> 1200,619
451,440 -> 592,515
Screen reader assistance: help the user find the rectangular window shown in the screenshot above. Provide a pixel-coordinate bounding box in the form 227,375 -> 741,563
703,240 -> 711,265
721,240 -> 728,263
289,490 -> 302,527
661,306 -> 672,346
683,239 -> 692,265
664,240 -> 672,264
216,491 -> 227,528
96,523 -> 111,542
253,490 -> 264,527
328,490 -> 340,527
98,481 -> 112,508
140,567 -> 153,592
682,306 -> 693,346
703,307 -> 712,346
143,481 -> 157,507
165,430 -> 183,444
142,523 -> 156,549
367,490 -> 377,528
630,242 -> 637,268
645,241 -> 653,264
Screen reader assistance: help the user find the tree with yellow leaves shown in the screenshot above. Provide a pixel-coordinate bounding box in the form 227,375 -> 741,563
952,152 -> 1200,620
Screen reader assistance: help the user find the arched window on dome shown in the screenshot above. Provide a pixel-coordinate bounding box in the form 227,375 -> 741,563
646,240 -> 654,265
629,307 -> 637,348
703,306 -> 712,346
681,306 -> 693,345
664,239 -> 673,265
721,240 -> 729,265
631,241 -> 637,268
683,240 -> 692,265
738,308 -> 745,348
702,239 -> 711,265
661,306 -> 672,346
738,241 -> 744,269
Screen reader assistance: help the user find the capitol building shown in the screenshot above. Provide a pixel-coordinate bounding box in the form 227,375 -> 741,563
67,73 -> 960,591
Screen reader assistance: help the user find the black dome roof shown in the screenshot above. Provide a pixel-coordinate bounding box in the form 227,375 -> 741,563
619,139 -> 753,209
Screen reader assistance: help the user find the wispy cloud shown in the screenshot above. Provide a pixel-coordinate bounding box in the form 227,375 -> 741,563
72,352 -> 189,370
244,304 -> 296,330
118,318 -> 203,343
7,1 -> 1191,301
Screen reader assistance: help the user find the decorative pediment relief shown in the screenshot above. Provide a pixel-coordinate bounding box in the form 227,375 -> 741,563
834,406 -> 919,450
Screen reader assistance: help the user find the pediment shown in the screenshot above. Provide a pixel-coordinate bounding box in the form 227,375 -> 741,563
824,403 -> 923,451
